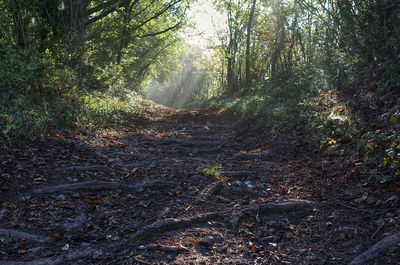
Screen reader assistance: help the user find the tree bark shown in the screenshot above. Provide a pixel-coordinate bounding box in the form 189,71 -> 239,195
245,0 -> 256,88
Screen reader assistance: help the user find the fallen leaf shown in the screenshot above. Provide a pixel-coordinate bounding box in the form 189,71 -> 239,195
374,200 -> 382,207
47,231 -> 65,240
62,244 -> 69,251
126,194 -> 135,201
84,199 -> 103,204
299,249 -> 308,254
249,241 -> 256,251
0,186 -> 10,191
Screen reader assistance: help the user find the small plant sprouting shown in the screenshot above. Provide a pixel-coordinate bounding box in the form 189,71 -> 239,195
198,165 -> 226,181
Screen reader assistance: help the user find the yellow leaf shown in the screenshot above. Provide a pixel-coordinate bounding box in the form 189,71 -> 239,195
391,141 -> 398,148
366,140 -> 377,150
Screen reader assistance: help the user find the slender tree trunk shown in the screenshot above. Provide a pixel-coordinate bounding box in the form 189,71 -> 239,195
117,2 -> 133,64
11,0 -> 28,51
245,0 -> 256,88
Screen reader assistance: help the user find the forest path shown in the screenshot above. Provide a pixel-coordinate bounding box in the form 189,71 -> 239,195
1,106 -> 399,264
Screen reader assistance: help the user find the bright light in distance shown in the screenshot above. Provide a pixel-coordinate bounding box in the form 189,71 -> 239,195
182,0 -> 226,53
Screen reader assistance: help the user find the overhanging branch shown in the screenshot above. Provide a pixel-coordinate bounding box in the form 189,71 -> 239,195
135,22 -> 182,38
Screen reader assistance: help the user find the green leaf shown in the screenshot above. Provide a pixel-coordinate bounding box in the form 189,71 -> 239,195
389,115 -> 398,125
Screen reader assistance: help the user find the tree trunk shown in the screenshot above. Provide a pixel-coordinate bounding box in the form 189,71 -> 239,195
11,0 -> 28,51
245,0 -> 256,88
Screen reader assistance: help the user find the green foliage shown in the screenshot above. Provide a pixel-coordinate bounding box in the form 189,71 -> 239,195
198,165 -> 225,180
0,0 -> 191,146
0,40 -> 37,94
79,93 -> 143,129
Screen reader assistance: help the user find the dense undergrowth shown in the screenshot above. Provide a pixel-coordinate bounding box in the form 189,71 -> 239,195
0,89 -> 144,147
0,39 -> 144,146
190,68 -> 400,190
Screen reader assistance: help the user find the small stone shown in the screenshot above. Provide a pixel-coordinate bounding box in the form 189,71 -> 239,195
126,194 -> 135,201
56,194 -> 66,200
384,195 -> 398,207
267,221 -> 283,228
27,247 -> 43,257
200,233 -> 223,246
93,250 -> 103,259
256,184 -> 264,190
218,196 -> 230,203
245,181 -> 254,189
259,235 -> 280,243
190,175 -> 204,181
334,226 -> 364,240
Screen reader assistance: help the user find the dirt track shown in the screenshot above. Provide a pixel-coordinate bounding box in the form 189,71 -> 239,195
1,107 -> 399,264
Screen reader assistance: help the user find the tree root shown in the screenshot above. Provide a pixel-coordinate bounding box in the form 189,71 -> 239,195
243,200 -> 313,214
129,212 -> 224,244
31,180 -> 174,194
140,243 -> 189,253
230,186 -> 264,197
107,152 -> 149,159
114,162 -> 151,169
129,200 -> 313,244
349,232 -> 400,265
180,147 -> 224,154
2,248 -> 95,265
54,165 -> 113,172
229,200 -> 313,227
186,136 -> 233,141
194,181 -> 223,204
0,229 -> 50,243
233,153 -> 273,160
159,138 -> 226,147
218,171 -> 256,177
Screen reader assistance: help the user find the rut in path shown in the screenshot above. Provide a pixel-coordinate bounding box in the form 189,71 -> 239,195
1,109 -> 399,264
